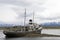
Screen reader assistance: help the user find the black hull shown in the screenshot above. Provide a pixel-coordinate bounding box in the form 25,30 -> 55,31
3,32 -> 27,37
3,30 -> 42,37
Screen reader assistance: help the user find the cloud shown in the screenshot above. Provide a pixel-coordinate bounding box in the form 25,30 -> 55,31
0,0 -> 60,25
0,0 -> 46,6
0,5 -> 17,22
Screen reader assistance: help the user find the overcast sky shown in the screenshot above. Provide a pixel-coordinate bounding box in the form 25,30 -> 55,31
0,0 -> 60,25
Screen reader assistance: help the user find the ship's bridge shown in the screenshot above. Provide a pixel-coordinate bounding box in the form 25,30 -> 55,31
25,19 -> 42,31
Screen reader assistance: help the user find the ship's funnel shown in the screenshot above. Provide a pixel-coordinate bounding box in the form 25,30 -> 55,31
29,19 -> 33,24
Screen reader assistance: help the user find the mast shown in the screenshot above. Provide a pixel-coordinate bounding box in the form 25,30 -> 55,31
24,8 -> 26,31
33,11 -> 34,23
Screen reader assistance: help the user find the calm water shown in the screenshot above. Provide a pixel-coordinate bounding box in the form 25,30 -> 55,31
42,29 -> 60,35
1,37 -> 60,40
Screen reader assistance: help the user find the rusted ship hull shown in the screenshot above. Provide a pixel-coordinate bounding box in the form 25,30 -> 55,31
3,29 -> 42,37
3,31 -> 27,37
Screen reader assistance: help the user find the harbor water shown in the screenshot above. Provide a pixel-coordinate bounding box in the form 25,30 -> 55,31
1,29 -> 60,40
1,37 -> 60,40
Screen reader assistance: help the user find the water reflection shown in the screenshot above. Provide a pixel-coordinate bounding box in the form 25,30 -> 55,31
5,37 -> 60,40
0,37 -> 60,40
0,38 -> 6,40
